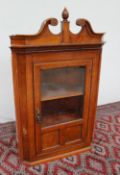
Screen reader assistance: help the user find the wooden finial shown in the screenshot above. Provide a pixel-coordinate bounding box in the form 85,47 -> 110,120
62,8 -> 69,21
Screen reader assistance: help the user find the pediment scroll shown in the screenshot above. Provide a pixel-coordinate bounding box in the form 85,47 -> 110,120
10,8 -> 104,46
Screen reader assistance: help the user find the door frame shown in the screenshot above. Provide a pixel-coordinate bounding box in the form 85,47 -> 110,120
33,58 -> 93,155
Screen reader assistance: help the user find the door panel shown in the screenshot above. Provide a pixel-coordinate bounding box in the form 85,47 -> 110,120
65,124 -> 82,144
42,130 -> 60,150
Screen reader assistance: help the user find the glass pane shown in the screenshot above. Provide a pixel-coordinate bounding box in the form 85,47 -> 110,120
40,67 -> 85,127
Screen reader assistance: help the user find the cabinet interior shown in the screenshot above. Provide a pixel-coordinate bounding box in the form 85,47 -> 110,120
41,66 -> 85,128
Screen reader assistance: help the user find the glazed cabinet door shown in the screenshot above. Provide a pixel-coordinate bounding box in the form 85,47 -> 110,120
33,58 -> 92,156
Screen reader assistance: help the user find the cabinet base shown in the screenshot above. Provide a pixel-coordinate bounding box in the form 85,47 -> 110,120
23,146 -> 91,166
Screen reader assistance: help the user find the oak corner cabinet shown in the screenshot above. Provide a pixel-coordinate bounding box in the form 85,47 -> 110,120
10,8 -> 104,165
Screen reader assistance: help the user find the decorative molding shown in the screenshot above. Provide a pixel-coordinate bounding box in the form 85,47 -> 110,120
11,43 -> 103,54
10,8 -> 104,48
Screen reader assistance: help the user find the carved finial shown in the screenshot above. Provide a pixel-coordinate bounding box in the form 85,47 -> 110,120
62,8 -> 69,21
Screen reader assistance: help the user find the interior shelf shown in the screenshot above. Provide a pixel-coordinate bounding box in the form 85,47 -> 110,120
41,95 -> 84,128
41,113 -> 82,128
41,85 -> 84,101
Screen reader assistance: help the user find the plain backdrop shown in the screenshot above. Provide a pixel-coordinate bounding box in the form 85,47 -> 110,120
0,0 -> 120,122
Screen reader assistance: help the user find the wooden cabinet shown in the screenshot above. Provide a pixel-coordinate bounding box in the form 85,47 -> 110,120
10,8 -> 104,165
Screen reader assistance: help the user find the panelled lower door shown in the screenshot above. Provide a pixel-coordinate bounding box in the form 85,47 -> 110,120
33,59 -> 92,156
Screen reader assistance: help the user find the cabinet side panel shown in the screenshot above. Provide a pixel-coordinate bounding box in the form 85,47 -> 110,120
12,52 -> 24,159
86,50 -> 102,144
26,56 -> 36,160
17,56 -> 30,160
